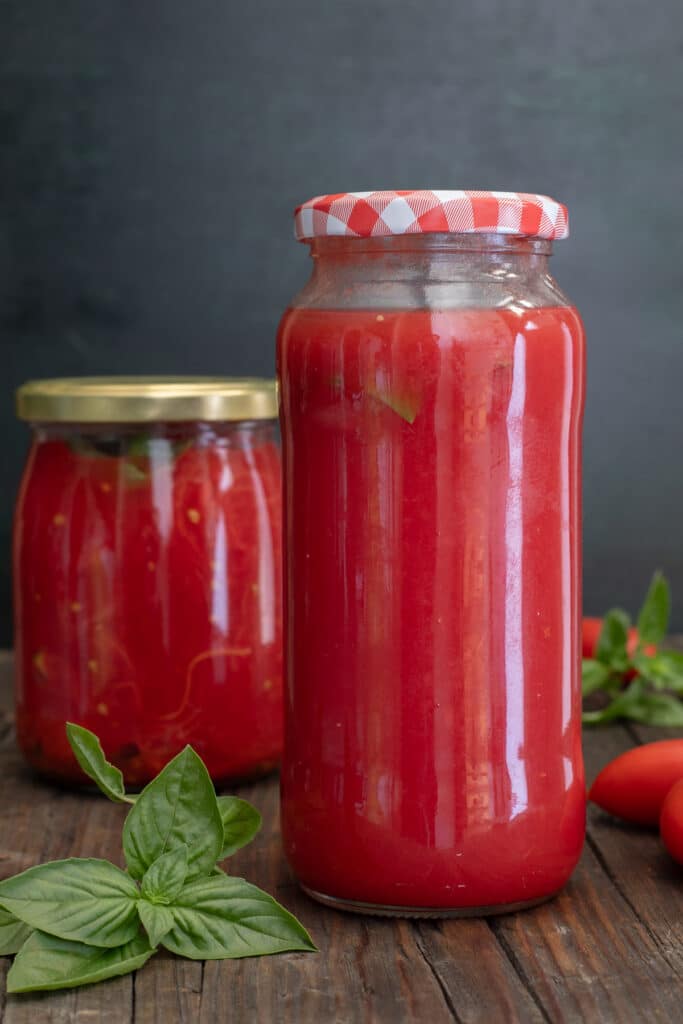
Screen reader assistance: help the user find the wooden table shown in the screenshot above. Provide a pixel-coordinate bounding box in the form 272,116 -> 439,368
0,651 -> 682,1023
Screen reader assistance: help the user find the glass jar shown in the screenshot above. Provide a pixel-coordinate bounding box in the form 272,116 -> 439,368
278,191 -> 586,916
14,377 -> 282,787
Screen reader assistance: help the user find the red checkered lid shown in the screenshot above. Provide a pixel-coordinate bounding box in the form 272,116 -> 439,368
294,190 -> 569,242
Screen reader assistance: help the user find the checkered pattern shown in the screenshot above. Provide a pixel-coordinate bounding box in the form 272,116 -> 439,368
294,191 -> 569,241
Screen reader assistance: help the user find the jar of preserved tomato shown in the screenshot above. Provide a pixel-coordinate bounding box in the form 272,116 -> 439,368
278,191 -> 586,916
14,377 -> 282,787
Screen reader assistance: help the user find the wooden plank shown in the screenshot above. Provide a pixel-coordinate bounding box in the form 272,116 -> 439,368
413,919 -> 546,1024
131,954 -> 202,1024
3,976 -> 134,1024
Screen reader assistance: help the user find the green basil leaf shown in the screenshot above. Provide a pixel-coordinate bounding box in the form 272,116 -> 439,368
583,679 -> 683,727
582,679 -> 645,726
123,746 -> 223,882
217,796 -> 262,860
637,570 -> 670,647
161,874 -> 316,960
595,609 -> 631,669
7,930 -> 154,993
633,649 -> 683,693
0,906 -> 32,956
619,689 -> 683,727
122,461 -> 148,483
126,433 -> 153,457
141,846 -> 188,904
137,902 -> 174,948
581,659 -> 613,697
66,723 -> 134,804
0,858 -> 139,948
367,383 -> 420,424
582,706 -> 616,726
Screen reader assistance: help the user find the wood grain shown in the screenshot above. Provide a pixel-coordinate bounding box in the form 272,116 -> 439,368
0,651 -> 681,1022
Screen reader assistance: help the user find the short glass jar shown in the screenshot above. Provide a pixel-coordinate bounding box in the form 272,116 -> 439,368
13,377 -> 282,787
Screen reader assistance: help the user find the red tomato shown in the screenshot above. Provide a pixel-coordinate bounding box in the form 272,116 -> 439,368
660,778 -> 683,864
582,617 -> 603,658
588,740 -> 683,825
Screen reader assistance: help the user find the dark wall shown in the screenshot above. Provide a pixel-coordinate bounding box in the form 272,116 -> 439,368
2,1 -> 683,643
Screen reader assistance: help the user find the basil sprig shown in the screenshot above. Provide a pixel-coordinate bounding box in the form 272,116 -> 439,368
582,571 -> 683,726
0,726 -> 315,994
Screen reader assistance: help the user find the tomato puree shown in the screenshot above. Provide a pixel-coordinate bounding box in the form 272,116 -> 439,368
14,425 -> 282,786
278,305 -> 585,910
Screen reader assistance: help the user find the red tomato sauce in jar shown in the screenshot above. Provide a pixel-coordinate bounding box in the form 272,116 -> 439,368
14,378 -> 282,787
278,304 -> 585,911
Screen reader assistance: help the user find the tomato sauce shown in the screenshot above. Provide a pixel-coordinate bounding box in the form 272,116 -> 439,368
14,424 -> 282,786
278,305 -> 585,910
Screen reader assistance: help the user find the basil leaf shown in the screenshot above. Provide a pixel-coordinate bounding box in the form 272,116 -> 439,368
123,746 -> 223,882
161,874 -> 316,960
622,690 -> 683,727
122,461 -> 148,483
7,930 -> 154,993
217,796 -> 262,860
583,679 -> 683,727
0,906 -> 32,956
137,902 -> 174,948
581,659 -> 613,697
66,723 -> 134,804
141,846 -> 188,904
126,433 -> 153,457
595,609 -> 630,669
637,570 -> 670,647
0,858 -> 139,948
367,383 -> 420,424
633,650 -> 683,692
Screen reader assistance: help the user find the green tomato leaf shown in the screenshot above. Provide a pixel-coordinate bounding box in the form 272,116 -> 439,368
595,609 -> 630,669
0,858 -> 139,948
137,902 -> 174,948
161,874 -> 316,960
141,846 -> 188,904
7,930 -> 155,993
0,906 -> 32,956
637,570 -> 670,647
581,659 -> 613,697
66,723 -> 134,804
217,796 -> 262,860
123,746 -> 223,882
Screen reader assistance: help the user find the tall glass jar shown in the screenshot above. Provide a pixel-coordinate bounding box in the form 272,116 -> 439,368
277,191 -> 586,916
14,377 -> 282,787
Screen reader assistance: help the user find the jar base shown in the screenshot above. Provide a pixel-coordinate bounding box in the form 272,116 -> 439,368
300,884 -> 558,919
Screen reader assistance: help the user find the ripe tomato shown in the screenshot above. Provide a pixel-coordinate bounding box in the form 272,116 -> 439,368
660,778 -> 683,864
582,617 -> 603,658
588,740 -> 683,825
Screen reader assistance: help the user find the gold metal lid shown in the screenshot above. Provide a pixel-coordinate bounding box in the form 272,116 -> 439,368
16,376 -> 278,424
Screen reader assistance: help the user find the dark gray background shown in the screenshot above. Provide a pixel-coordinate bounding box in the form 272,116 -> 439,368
2,1 -> 683,644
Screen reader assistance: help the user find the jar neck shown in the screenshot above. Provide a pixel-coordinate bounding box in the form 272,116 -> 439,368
29,420 -> 278,449
308,233 -> 552,279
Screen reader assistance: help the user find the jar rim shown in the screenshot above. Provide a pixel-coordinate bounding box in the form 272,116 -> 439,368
16,376 -> 278,424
